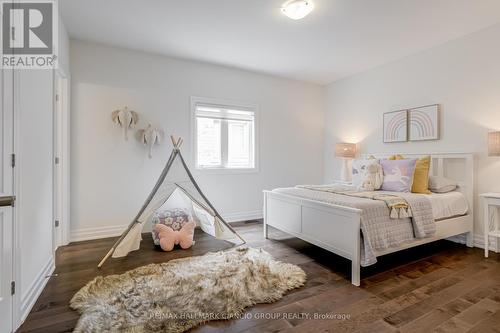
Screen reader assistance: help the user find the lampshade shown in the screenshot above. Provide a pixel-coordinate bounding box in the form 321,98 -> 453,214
489,131 -> 500,156
335,143 -> 356,159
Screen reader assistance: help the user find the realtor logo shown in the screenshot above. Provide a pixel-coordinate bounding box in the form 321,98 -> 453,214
1,0 -> 58,68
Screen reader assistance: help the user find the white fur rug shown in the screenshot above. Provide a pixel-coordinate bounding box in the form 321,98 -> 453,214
70,247 -> 306,333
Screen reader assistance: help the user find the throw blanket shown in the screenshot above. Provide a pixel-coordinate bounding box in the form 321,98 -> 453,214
274,185 -> 436,266
298,185 -> 412,219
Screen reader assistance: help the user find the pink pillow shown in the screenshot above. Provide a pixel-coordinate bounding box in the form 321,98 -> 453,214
154,222 -> 195,251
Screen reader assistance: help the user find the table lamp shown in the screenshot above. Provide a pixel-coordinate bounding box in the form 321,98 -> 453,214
488,131 -> 500,156
335,143 -> 356,182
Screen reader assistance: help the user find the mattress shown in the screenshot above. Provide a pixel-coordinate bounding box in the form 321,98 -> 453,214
423,191 -> 469,220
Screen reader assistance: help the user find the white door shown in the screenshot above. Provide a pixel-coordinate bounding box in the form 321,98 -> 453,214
0,67 -> 15,331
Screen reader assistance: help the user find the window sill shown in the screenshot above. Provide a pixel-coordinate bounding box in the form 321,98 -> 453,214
194,167 -> 259,175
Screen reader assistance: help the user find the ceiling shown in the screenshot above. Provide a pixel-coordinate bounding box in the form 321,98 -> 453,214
60,0 -> 500,85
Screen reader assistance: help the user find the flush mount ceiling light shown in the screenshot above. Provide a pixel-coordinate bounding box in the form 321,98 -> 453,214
281,0 -> 314,20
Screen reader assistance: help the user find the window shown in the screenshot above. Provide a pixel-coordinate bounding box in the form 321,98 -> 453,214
192,97 -> 257,172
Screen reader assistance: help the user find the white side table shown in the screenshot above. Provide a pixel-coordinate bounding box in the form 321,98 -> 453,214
480,193 -> 500,257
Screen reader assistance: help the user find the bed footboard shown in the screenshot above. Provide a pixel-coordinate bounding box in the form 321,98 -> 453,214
263,190 -> 363,286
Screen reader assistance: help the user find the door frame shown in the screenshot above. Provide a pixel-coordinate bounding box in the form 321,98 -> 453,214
53,68 -> 70,248
1,59 -> 15,333
12,66 -> 20,332
1,2 -> 15,331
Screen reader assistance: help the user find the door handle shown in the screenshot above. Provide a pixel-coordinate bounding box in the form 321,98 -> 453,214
0,196 -> 15,207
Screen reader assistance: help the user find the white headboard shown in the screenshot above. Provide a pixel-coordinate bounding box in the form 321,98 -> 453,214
361,153 -> 474,216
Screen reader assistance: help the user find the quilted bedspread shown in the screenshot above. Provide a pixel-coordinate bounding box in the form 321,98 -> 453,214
272,186 -> 436,266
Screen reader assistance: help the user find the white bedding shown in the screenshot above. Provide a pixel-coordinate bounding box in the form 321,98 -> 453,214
424,191 -> 469,220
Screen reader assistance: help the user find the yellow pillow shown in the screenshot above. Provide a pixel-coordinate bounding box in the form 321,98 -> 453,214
392,155 -> 431,193
388,154 -> 404,160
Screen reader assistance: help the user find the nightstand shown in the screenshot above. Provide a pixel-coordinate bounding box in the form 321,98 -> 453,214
480,193 -> 500,257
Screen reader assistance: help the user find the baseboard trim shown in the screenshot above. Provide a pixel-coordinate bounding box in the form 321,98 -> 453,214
19,256 -> 55,324
70,210 -> 264,242
70,224 -> 126,242
447,233 -> 499,251
224,210 -> 263,223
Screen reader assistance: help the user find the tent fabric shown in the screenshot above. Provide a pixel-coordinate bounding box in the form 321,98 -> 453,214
192,203 -> 236,240
113,223 -> 142,258
99,143 -> 245,266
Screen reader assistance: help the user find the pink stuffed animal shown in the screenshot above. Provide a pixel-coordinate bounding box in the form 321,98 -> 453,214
154,221 -> 195,251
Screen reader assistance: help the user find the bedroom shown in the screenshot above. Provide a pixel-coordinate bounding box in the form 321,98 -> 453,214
1,0 -> 500,332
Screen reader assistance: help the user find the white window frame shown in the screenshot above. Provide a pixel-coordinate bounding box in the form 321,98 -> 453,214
191,96 -> 259,174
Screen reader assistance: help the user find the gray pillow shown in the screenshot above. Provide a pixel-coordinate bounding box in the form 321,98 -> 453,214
428,176 -> 457,193
151,208 -> 192,245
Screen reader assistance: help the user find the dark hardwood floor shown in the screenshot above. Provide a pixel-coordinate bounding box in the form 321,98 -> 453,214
18,221 -> 500,333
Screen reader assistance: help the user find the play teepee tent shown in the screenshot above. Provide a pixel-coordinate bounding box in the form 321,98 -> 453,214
97,136 -> 246,268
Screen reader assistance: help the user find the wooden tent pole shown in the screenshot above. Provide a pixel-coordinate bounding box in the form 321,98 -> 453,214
170,135 -> 177,147
97,248 -> 115,268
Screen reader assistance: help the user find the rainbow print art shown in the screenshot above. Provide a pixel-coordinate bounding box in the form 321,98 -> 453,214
409,105 -> 439,141
383,110 -> 407,143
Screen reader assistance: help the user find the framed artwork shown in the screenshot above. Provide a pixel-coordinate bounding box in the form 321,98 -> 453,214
383,110 -> 408,143
409,104 -> 439,141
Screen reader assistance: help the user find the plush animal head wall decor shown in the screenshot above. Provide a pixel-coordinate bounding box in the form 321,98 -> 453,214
138,124 -> 164,158
111,106 -> 139,140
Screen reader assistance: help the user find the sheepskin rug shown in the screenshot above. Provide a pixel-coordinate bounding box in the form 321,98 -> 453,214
70,247 -> 306,333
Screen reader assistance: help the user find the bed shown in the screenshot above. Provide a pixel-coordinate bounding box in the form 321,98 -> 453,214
263,153 -> 474,286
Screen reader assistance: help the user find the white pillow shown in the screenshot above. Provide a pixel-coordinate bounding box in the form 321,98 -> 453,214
352,158 -> 380,188
428,176 -> 458,193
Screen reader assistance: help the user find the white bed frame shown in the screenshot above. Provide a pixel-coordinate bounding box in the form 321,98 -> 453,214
263,153 -> 474,286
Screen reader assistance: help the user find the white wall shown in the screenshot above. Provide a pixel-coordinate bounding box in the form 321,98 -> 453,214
69,40 -> 324,240
324,24 -> 500,235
